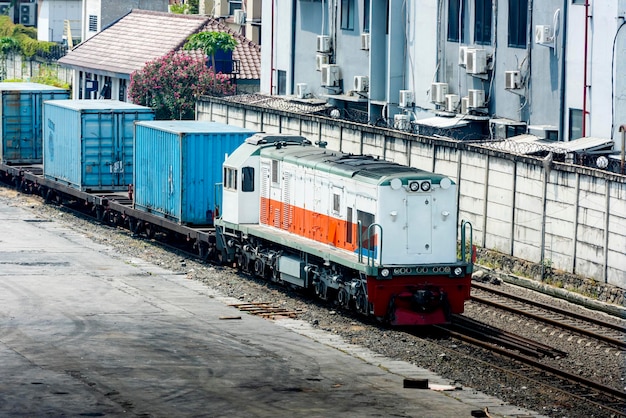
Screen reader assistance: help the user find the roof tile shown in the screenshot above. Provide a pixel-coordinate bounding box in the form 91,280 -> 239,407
58,10 -> 260,80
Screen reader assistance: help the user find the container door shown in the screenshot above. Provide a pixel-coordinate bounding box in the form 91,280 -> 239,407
2,91 -> 36,162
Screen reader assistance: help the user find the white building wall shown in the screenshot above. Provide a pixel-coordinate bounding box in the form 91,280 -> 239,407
37,0 -> 82,44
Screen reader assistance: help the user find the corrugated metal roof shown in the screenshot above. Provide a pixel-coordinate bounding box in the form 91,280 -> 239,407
58,10 -> 260,80
478,135 -> 614,155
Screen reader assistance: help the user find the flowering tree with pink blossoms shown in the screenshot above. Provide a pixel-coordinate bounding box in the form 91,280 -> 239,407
129,52 -> 235,120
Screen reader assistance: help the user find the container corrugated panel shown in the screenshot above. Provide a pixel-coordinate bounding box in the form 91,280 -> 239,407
43,100 -> 155,192
134,120 -> 255,225
0,82 -> 69,164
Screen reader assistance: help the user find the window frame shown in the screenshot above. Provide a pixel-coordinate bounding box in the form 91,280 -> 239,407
447,0 -> 467,43
508,0 -> 528,48
341,0 -> 355,31
474,0 -> 492,45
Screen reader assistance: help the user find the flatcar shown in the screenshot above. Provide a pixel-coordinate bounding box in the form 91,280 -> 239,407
215,134 -> 473,326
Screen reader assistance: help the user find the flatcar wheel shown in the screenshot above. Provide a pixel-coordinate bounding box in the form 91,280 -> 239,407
144,224 -> 156,239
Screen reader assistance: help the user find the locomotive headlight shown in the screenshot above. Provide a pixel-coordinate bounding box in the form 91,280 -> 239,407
409,181 -> 420,192
420,181 -> 431,192
453,267 -> 464,276
380,268 -> 390,278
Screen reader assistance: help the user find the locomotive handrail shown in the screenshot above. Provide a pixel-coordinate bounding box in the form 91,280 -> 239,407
460,220 -> 473,263
357,222 -> 383,267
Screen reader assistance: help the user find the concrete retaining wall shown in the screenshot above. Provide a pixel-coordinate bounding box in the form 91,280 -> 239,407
197,97 -> 626,290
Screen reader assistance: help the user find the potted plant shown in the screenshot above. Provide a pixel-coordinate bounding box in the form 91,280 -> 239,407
183,31 -> 237,73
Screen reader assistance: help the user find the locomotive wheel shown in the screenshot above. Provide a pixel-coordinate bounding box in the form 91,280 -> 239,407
355,291 -> 367,314
337,287 -> 350,308
253,259 -> 265,277
315,281 -> 327,300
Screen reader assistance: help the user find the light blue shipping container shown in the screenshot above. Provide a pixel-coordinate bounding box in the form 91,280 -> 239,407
43,100 -> 154,192
0,82 -> 69,164
134,121 -> 255,225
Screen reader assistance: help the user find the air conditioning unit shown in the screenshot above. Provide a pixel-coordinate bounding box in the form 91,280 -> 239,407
468,89 -> 485,108
354,76 -> 369,92
458,46 -> 469,66
0,2 -> 13,20
505,70 -> 521,89
461,97 -> 469,114
315,54 -> 329,71
394,114 -> 411,130
399,90 -> 415,108
528,125 -> 559,141
317,35 -> 331,52
466,49 -> 487,74
430,82 -> 448,104
490,119 -> 526,139
19,3 -> 35,26
296,83 -> 308,99
535,25 -> 552,45
360,33 -> 370,50
444,94 -> 460,112
321,64 -> 341,87
233,9 -> 246,25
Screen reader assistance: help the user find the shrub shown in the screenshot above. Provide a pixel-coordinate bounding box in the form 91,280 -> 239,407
128,52 -> 235,120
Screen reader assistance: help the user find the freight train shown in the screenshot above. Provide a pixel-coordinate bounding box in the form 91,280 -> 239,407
0,84 -> 474,326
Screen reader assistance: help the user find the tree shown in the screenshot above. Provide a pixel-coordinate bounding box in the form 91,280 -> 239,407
128,52 -> 235,120
183,31 -> 237,71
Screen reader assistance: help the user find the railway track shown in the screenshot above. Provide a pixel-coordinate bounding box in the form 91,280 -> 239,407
430,314 -> 626,417
471,282 -> 626,351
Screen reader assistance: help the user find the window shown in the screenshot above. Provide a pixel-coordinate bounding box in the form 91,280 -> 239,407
357,210 -> 375,250
363,0 -> 370,32
571,0 -> 585,4
242,167 -> 254,192
569,109 -> 583,140
346,207 -> 353,243
88,15 -> 98,32
341,0 -> 355,30
475,0 -> 492,45
277,70 -> 286,95
508,0 -> 528,48
333,193 -> 340,212
224,167 -> 238,190
447,0 -> 466,43
229,0 -> 242,15
119,79 -> 127,101
271,160 -> 279,184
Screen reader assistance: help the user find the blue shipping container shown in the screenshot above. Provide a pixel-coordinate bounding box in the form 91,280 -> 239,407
134,120 -> 255,225
43,100 -> 154,192
0,82 -> 69,164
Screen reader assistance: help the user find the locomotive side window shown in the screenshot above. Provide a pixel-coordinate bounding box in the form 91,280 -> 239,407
241,167 -> 254,192
333,193 -> 340,213
346,207 -> 353,243
271,160 -> 279,184
357,210 -> 375,250
224,167 -> 237,190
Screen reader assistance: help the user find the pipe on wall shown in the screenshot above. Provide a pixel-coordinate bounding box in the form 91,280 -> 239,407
582,0 -> 590,136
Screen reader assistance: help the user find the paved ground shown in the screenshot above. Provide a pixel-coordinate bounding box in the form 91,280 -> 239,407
0,196 -> 544,418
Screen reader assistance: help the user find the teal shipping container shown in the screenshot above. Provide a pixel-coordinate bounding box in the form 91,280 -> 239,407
43,100 -> 154,192
0,82 -> 69,164
134,121 -> 255,225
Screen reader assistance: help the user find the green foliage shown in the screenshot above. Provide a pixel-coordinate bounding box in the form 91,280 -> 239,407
184,31 -> 237,56
188,0 -> 199,14
0,15 -> 57,57
170,3 -> 190,14
31,65 -> 70,89
128,52 -> 235,120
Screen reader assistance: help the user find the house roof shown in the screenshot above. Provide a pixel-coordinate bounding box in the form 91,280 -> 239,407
58,9 -> 260,80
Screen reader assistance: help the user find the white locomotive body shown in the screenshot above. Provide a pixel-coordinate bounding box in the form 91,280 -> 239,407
216,134 -> 473,325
